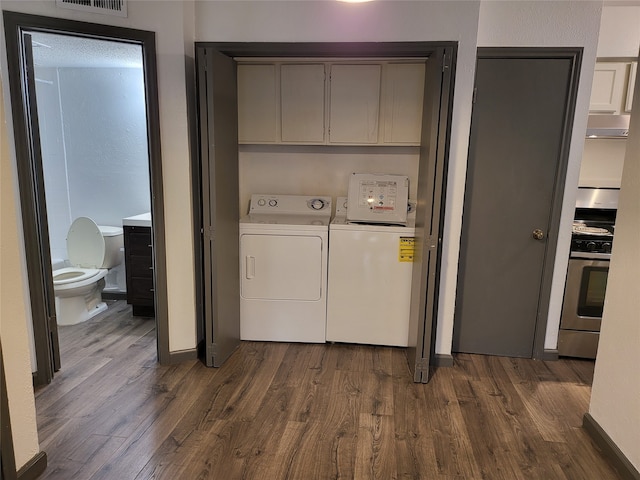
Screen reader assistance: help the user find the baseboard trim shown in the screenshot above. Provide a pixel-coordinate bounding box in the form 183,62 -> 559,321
583,413 -> 640,480
540,349 -> 559,361
166,348 -> 198,365
17,451 -> 47,480
432,353 -> 454,367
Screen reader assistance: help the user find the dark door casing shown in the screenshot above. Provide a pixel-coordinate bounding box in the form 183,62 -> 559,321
195,42 -> 455,380
454,49 -> 581,358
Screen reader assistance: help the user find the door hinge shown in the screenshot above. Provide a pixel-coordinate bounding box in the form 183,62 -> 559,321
442,52 -> 450,72
426,235 -> 439,250
472,87 -> 477,104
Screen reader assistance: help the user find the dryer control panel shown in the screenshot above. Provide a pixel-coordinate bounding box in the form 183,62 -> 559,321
248,194 -> 331,215
346,173 -> 409,225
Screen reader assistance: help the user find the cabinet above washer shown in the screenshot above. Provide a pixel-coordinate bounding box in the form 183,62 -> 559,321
237,60 -> 426,146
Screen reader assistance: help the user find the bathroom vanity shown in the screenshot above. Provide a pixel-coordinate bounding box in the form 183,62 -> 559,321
123,213 -> 154,317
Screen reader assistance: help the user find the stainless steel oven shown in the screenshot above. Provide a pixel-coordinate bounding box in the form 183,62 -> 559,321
558,187 -> 618,359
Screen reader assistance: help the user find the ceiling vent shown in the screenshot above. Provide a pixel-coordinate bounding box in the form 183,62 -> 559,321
56,0 -> 127,18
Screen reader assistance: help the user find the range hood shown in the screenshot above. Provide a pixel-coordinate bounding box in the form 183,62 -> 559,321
586,114 -> 630,138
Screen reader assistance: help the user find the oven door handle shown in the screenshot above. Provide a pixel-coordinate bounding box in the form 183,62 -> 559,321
570,251 -> 612,260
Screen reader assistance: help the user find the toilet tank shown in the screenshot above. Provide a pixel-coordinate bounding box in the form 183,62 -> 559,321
98,225 -> 124,268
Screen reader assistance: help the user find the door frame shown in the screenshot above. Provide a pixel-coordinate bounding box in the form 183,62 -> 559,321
194,42 -> 456,381
2,11 -> 171,384
456,47 -> 582,359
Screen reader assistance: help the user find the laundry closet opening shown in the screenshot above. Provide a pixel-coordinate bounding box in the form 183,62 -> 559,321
195,43 -> 455,383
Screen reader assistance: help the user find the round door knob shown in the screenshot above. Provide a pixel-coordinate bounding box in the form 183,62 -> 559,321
532,229 -> 545,240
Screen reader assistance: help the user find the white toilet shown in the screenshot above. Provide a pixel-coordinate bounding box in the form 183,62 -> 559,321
53,217 -> 124,326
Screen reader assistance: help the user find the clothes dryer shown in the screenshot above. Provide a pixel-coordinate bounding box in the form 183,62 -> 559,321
239,194 -> 331,343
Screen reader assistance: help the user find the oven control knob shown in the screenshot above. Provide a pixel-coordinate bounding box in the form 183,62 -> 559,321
268,199 -> 278,207
586,241 -> 596,251
602,242 -> 612,253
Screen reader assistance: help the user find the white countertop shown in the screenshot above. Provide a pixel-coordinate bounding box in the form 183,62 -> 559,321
122,212 -> 152,228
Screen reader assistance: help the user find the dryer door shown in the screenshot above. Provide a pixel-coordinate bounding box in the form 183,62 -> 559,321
241,234 -> 323,301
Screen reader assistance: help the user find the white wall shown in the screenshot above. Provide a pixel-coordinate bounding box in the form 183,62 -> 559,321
597,5 -> 640,58
35,66 -> 150,268
239,147 -> 420,216
477,0 -> 602,352
34,67 -> 70,262
0,72 -> 40,471
0,0 -> 197,352
589,54 -> 640,471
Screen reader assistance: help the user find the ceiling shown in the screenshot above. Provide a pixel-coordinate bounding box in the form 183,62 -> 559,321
30,32 -> 142,69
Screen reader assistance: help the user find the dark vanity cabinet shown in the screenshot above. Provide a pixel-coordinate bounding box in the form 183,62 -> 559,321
124,226 -> 155,316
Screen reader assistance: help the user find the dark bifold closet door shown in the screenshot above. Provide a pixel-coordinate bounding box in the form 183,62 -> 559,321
406,47 -> 454,383
196,48 -> 241,367
453,50 -> 580,358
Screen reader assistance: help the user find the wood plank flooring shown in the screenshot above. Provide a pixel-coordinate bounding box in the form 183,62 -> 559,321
35,300 -> 623,479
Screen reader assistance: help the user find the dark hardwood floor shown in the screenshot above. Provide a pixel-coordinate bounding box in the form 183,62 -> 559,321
35,300 -> 622,479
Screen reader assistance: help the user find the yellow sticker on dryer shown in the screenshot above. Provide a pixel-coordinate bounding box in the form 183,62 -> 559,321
399,237 -> 415,262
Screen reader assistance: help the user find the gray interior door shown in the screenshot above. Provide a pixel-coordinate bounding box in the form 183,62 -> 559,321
197,47 -> 240,367
453,51 -> 579,357
407,47 -> 454,383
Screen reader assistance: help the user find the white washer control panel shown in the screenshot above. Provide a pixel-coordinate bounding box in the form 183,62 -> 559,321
346,173 -> 409,224
248,194 -> 331,215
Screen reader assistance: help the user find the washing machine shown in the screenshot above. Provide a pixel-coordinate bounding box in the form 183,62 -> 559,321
326,173 -> 415,347
239,194 -> 331,343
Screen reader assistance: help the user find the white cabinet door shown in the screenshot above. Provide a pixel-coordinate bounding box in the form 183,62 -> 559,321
590,62 -> 628,114
382,63 -> 425,144
281,64 -> 325,143
625,62 -> 637,113
237,64 -> 277,143
329,64 -> 381,144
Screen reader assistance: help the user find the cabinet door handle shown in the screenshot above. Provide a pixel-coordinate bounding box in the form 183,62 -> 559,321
246,256 -> 255,279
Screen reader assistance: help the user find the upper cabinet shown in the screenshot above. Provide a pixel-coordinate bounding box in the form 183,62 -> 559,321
237,64 -> 278,143
238,61 -> 426,146
382,63 -> 426,144
589,61 -> 636,114
281,64 -> 326,143
328,64 -> 381,144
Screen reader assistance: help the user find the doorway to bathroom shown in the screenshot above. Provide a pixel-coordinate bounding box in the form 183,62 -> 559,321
3,12 -> 169,386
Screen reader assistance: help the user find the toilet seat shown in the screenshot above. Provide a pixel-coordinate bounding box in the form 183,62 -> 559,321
53,266 -> 103,285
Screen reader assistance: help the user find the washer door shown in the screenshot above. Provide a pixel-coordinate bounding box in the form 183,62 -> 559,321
241,234 -> 322,301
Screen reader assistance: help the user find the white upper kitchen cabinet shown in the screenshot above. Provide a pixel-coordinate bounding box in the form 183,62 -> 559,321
589,62 -> 628,114
280,64 -> 326,143
382,63 -> 426,144
328,64 -> 381,144
238,64 -> 278,143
